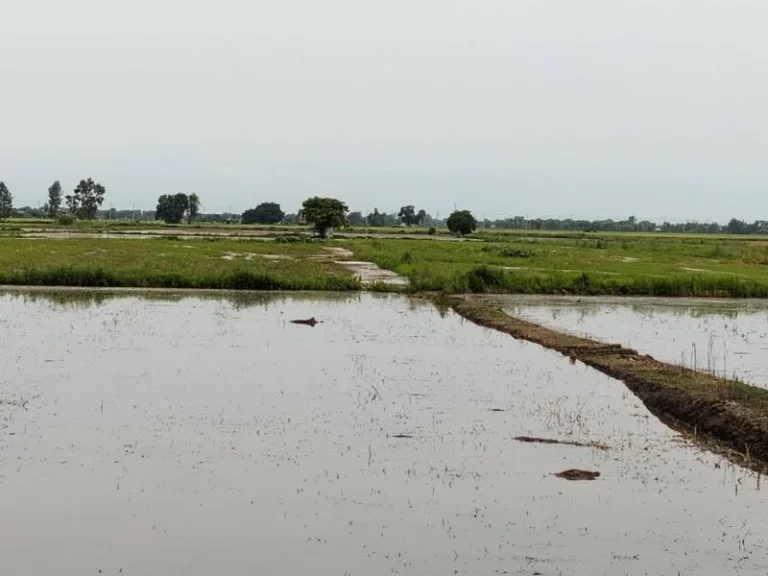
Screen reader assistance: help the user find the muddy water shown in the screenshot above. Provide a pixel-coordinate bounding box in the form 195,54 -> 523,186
1,292 -> 767,575
496,295 -> 768,387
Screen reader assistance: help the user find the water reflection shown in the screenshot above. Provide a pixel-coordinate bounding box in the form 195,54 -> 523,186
0,288 -> 368,312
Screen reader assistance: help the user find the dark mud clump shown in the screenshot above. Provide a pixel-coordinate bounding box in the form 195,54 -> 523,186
515,436 -> 610,450
290,317 -> 320,327
555,469 -> 601,481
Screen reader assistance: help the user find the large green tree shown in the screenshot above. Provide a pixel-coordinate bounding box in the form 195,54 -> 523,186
156,193 -> 190,224
299,196 -> 348,238
398,205 -> 426,227
398,205 -> 415,226
0,182 -> 12,220
446,210 -> 477,236
47,181 -> 62,217
727,218 -> 748,235
66,178 -> 106,220
187,193 -> 200,223
242,202 -> 285,225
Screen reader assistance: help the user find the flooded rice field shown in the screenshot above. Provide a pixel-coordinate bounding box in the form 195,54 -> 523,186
1,291 -> 767,575
497,295 -> 768,387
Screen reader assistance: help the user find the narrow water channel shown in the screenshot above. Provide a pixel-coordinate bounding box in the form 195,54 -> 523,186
497,295 -> 768,387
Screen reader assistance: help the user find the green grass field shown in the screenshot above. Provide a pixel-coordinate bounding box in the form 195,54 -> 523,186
0,238 -> 360,291
343,234 -> 768,296
3,231 -> 768,297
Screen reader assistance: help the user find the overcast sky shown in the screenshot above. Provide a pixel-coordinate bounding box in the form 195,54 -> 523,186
1,0 -> 766,221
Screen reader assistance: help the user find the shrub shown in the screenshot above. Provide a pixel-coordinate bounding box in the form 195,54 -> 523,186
482,245 -> 536,258
465,265 -> 507,293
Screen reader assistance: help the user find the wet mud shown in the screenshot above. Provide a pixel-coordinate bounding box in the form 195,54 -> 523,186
554,469 -> 601,481
290,316 -> 320,327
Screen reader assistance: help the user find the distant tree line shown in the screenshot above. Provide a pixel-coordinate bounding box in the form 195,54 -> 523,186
237,202 -> 441,229
478,215 -> 768,235
0,178 -> 107,222
349,207 -> 440,228
1,179 -> 767,236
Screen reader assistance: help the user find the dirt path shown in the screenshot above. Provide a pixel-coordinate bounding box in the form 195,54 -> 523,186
319,248 -> 409,287
448,295 -> 768,471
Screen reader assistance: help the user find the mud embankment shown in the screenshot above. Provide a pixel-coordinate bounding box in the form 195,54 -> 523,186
449,295 -> 768,469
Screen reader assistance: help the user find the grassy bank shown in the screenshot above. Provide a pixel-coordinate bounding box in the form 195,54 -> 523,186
0,238 -> 360,291
449,296 -> 768,468
344,235 -> 768,297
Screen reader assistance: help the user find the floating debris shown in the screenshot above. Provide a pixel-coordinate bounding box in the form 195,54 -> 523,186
515,436 -> 610,450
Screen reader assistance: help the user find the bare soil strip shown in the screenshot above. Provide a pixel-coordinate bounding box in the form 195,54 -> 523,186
449,295 -> 768,469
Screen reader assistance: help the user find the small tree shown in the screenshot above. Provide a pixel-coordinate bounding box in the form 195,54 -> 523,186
0,182 -> 12,220
47,181 -> 62,217
446,210 -> 477,236
299,196 -> 348,238
68,178 -> 106,219
242,202 -> 285,225
187,193 -> 200,224
156,193 -> 189,224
